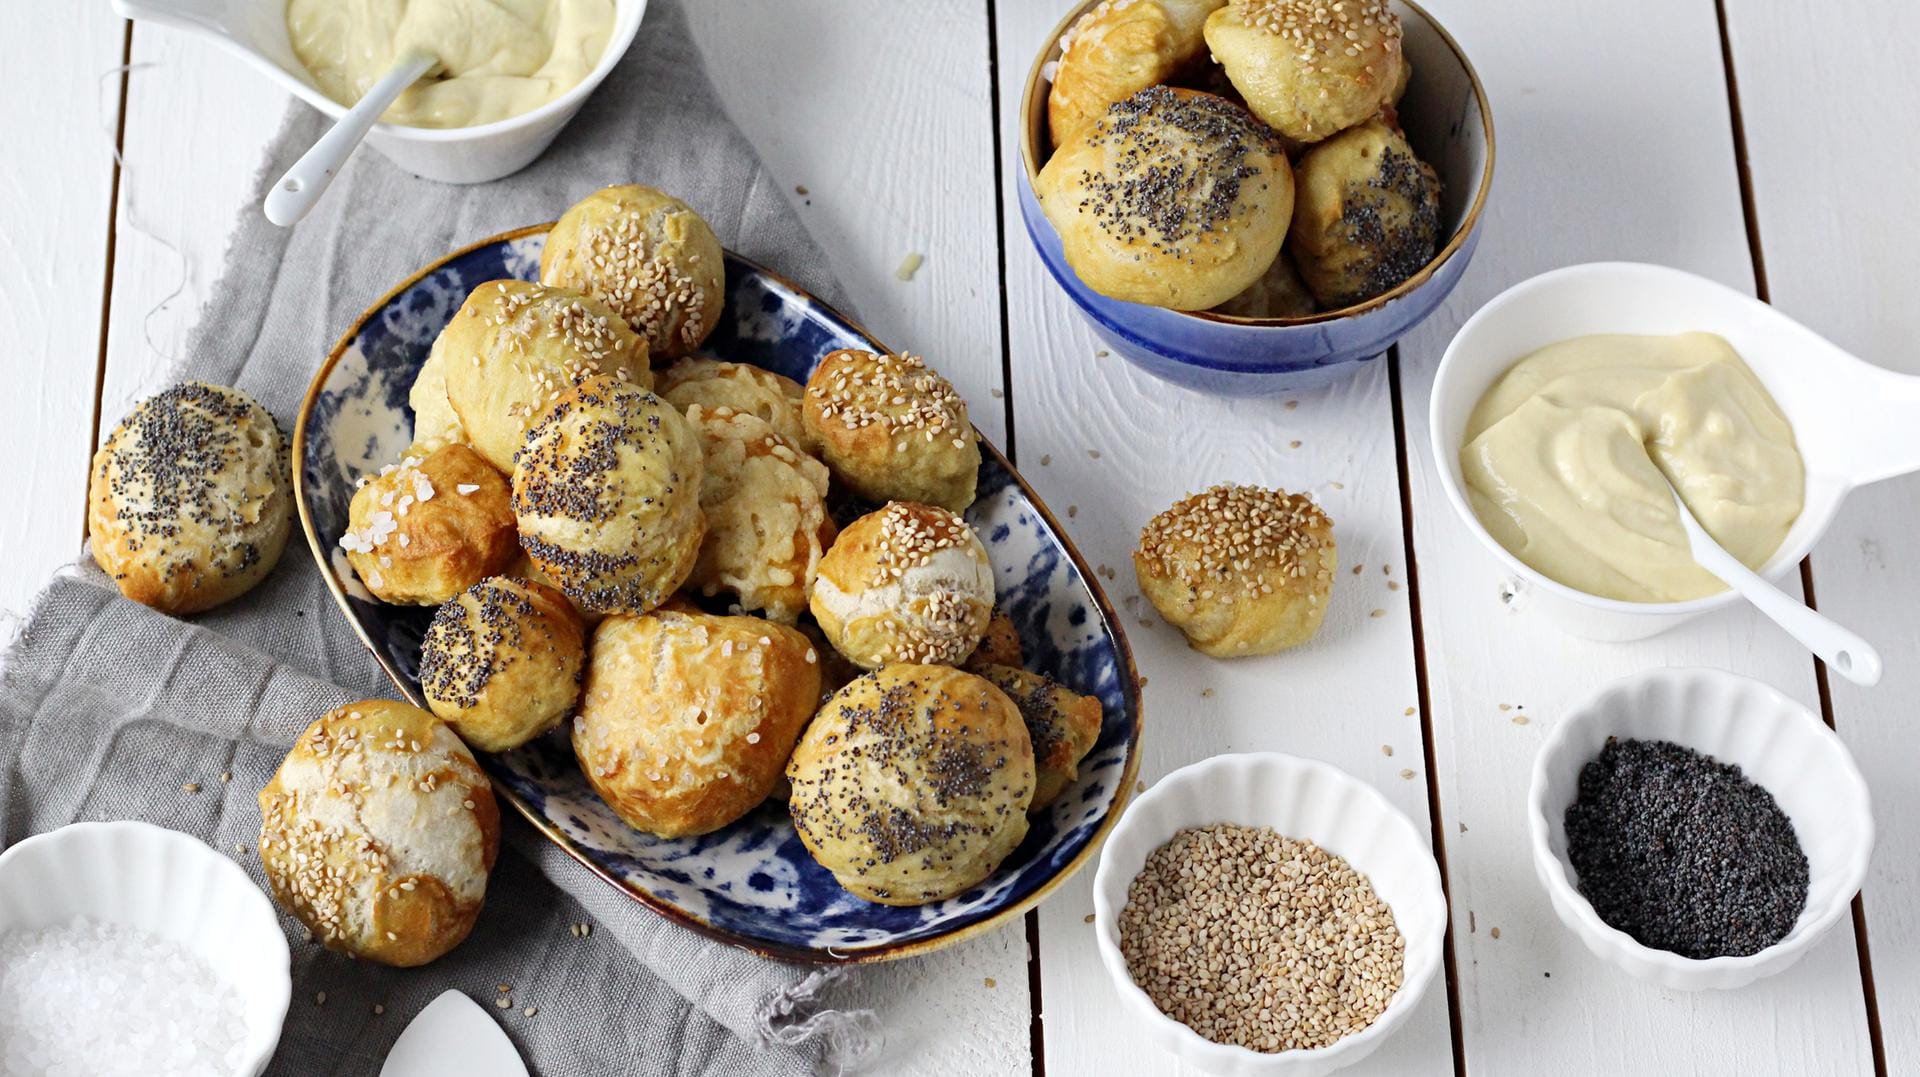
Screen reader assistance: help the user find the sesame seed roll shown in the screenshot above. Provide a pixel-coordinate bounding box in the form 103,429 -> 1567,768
811,502 -> 997,670
540,184 -> 726,363
1133,483 -> 1338,656
1202,0 -> 1404,144
800,348 -> 981,512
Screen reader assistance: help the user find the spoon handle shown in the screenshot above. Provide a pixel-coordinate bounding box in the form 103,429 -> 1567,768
263,51 -> 436,227
1677,507 -> 1884,687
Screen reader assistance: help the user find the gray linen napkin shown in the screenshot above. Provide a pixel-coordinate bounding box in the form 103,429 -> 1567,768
0,1 -> 875,1072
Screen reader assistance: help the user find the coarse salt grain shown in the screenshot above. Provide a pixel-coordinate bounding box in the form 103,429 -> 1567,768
0,917 -> 248,1076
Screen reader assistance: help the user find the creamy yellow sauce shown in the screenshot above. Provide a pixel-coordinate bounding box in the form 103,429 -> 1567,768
1461,332 -> 1803,603
286,0 -> 615,129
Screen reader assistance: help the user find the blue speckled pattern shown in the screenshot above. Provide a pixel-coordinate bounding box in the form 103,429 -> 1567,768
297,231 -> 1141,960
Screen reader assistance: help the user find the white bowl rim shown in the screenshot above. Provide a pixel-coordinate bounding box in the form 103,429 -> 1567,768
1428,259 -> 1846,619
1524,666 -> 1874,975
1091,751 -> 1448,1069
0,819 -> 294,1074
155,0 -> 648,145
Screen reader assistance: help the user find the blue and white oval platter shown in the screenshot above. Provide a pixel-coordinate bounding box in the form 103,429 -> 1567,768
293,225 -> 1144,963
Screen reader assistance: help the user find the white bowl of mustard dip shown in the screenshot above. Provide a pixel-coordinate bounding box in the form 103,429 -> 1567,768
1431,261 -> 1920,640
111,0 -> 647,185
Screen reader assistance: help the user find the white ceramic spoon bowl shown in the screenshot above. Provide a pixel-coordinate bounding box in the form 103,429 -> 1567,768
1430,261 -> 1920,641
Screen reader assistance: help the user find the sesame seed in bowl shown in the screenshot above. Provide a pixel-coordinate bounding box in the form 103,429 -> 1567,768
1091,753 -> 1446,1076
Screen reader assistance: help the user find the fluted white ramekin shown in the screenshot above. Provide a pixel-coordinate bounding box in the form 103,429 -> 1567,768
0,821 -> 292,1075
1090,753 -> 1448,1077
1528,667 -> 1873,991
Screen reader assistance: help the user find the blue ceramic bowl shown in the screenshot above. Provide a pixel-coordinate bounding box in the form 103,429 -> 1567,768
1017,0 -> 1494,395
292,226 -> 1143,963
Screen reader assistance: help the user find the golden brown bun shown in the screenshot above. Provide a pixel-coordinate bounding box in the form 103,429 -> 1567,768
502,549 -> 602,627
573,610 -> 822,837
409,345 -> 466,447
686,406 -> 836,622
1289,119 -> 1442,308
1203,0 -> 1404,143
540,185 -> 725,361
787,665 -> 1035,904
965,610 -> 1025,669
658,358 -> 818,455
1211,249 -> 1318,318
88,382 -> 291,615
1036,87 -> 1293,310
258,700 -> 500,967
1047,0 -> 1226,147
811,502 -> 996,669
432,280 -> 652,474
974,664 -> 1103,809
512,375 -> 706,614
419,576 -> 586,752
340,444 -> 519,606
1133,483 -> 1337,656
800,349 -> 979,511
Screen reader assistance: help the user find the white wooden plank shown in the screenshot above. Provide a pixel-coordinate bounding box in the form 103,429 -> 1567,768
0,12 -> 124,625
1722,0 -> 1920,1069
992,5 -> 1456,1074
1394,0 -> 1875,1073
105,3 -> 1029,1070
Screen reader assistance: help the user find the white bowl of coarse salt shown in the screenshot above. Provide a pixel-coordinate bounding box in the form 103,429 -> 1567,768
0,821 -> 291,1076
1091,753 -> 1448,1077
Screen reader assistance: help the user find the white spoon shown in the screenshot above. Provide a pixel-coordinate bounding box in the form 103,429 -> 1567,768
379,990 -> 528,1077
264,50 -> 436,227
1664,478 -> 1883,687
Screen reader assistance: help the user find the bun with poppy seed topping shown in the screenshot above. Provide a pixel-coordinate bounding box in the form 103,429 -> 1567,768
419,576 -> 586,753
511,374 -> 706,615
88,382 -> 292,615
787,664 -> 1035,905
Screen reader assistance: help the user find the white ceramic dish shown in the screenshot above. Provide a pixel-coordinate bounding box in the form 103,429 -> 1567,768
0,821 -> 292,1076
109,0 -> 647,184
1430,261 -> 1920,640
1090,753 -> 1447,1077
1527,667 -> 1873,991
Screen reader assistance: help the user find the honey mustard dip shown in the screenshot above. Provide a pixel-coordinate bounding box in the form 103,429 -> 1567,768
286,0 -> 615,129
1461,332 -> 1803,603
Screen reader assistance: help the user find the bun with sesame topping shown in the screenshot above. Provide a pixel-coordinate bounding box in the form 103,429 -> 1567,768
1036,86 -> 1294,310
88,382 -> 292,615
512,375 -> 706,614
1289,118 -> 1441,308
572,609 -> 822,838
1202,0 -> 1404,144
800,348 -> 981,511
419,576 -> 586,752
258,700 -> 500,967
432,279 -> 652,474
787,664 -> 1035,905
811,502 -> 996,670
340,443 -> 519,605
685,405 -> 837,622
540,185 -> 726,362
658,357 -> 819,455
1046,0 -> 1226,148
1133,483 -> 1338,656
973,664 -> 1103,810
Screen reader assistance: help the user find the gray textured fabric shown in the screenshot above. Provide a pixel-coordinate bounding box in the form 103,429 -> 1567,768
0,1 -> 868,1072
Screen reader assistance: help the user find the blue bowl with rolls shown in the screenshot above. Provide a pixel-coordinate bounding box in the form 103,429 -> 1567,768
1016,0 -> 1494,396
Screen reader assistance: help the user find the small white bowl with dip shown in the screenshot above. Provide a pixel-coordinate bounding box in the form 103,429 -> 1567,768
1430,261 -> 1920,640
110,0 -> 647,184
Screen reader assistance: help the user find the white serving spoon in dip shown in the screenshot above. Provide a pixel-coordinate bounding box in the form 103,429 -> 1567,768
264,50 -> 437,227
1660,475 -> 1883,686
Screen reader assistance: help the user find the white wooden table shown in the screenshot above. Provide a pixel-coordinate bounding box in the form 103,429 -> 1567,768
5,1 -> 1914,1073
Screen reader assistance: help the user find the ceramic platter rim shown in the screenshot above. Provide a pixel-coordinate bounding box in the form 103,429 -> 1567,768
291,223 -> 1145,964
